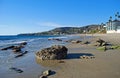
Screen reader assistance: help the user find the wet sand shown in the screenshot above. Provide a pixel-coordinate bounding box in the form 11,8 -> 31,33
48,34 -> 120,78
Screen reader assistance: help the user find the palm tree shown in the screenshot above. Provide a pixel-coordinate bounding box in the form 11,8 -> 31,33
117,12 -> 119,16
115,12 -> 119,20
117,12 -> 120,18
110,16 -> 112,21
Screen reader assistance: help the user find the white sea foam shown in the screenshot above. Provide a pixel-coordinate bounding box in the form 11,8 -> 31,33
48,36 -> 68,39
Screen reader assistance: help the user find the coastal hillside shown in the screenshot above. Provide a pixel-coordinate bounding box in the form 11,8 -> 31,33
18,24 -> 106,36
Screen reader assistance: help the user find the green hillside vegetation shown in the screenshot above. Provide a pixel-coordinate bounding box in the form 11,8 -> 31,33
18,24 -> 106,36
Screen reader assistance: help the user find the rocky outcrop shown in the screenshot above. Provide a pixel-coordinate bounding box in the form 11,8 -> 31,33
36,45 -> 68,60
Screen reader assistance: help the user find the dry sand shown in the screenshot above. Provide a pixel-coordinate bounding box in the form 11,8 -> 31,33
46,34 -> 120,78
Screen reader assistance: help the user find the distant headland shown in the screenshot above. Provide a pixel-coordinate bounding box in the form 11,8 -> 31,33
18,24 -> 106,36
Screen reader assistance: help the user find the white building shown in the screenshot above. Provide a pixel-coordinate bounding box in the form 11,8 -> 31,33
106,12 -> 120,33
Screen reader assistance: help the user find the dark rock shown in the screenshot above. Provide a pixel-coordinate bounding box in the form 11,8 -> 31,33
82,41 -> 90,44
12,46 -> 21,52
20,42 -> 27,45
71,40 -> 81,43
15,51 -> 28,58
9,67 -> 23,73
48,38 -> 62,41
65,39 -> 73,42
1,46 -> 15,50
36,45 -> 68,60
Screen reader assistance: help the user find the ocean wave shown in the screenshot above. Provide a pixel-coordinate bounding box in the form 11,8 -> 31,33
28,38 -> 47,42
48,36 -> 68,39
0,40 -> 27,48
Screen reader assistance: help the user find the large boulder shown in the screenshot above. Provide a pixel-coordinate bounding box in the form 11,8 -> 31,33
36,45 -> 68,60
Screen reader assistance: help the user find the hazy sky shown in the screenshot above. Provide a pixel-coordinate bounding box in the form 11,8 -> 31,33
0,0 -> 120,35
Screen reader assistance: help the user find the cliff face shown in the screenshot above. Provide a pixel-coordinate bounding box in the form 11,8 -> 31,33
18,24 -> 106,36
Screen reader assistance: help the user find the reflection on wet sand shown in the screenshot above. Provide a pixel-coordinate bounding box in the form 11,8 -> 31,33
36,58 -> 61,67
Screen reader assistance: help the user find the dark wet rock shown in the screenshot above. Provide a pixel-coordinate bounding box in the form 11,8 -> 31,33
20,42 -> 27,45
71,40 -> 82,43
12,46 -> 21,53
48,38 -> 62,41
65,39 -> 73,42
15,51 -> 28,58
1,45 -> 25,53
36,45 -> 68,60
9,67 -> 23,73
1,46 -> 15,50
82,41 -> 90,44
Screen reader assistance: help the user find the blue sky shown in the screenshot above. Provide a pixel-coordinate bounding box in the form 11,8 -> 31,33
0,0 -> 120,35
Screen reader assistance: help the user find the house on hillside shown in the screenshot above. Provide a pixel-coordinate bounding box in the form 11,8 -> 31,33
106,12 -> 120,33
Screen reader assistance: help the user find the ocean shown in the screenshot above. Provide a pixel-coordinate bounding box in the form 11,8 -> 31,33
0,35 -> 81,78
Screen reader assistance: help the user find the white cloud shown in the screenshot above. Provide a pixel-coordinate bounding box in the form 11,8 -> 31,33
37,22 -> 80,27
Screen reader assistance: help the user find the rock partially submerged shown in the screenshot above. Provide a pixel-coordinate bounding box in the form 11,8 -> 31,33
12,46 -> 22,53
36,45 -> 68,60
15,51 -> 28,58
0,42 -> 27,53
9,67 -> 23,73
20,42 -> 27,45
1,46 -> 15,50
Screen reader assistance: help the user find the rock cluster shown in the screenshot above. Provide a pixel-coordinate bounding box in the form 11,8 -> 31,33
1,42 -> 27,53
36,45 -> 68,60
0,42 -> 28,58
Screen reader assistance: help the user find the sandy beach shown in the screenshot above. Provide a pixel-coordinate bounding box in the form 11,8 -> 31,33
45,34 -> 120,78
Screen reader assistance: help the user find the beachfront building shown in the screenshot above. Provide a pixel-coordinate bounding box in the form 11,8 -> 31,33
106,12 -> 120,33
